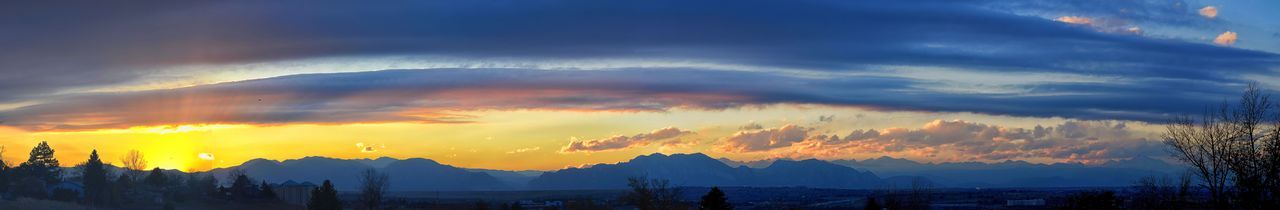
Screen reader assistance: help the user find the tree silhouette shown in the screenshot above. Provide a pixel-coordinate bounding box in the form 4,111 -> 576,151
82,150 -> 109,206
261,180 -> 278,200
230,174 -> 255,198
308,180 -> 342,210
1164,83 -> 1280,209
145,167 -> 168,187
18,141 -> 61,184
358,168 -> 390,210
699,187 -> 732,210
0,146 -> 11,193
120,149 -> 147,182
623,177 -> 682,210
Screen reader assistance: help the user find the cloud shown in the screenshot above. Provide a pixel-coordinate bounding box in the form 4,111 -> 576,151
1199,6 -> 1218,19
506,147 -> 541,154
0,68 -> 1261,131
1053,16 -> 1142,35
1055,16 -> 1094,25
356,142 -> 383,153
197,153 -> 216,160
1215,31 -> 1238,46
720,124 -> 811,152
0,0 -> 1274,108
739,122 -> 764,131
766,120 -> 1164,163
988,0 -> 1209,27
561,127 -> 692,153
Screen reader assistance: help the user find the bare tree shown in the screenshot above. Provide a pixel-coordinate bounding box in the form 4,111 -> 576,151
623,177 -> 682,210
120,149 -> 148,182
1165,83 -> 1280,209
358,168 -> 390,210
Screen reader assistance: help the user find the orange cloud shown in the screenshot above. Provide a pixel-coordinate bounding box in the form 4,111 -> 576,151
1199,6 -> 1218,19
1214,31 -> 1238,46
561,127 -> 692,153
1054,16 -> 1093,25
737,120 -> 1163,163
719,124 -> 810,152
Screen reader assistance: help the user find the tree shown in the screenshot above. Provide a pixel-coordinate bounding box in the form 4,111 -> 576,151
145,167 -> 168,187
83,150 -> 109,206
473,200 -> 490,210
261,181 -> 278,200
1165,84 -> 1280,209
230,174 -> 256,198
18,141 -> 61,184
699,187 -> 731,210
623,177 -> 683,210
358,168 -> 390,210
0,146 -> 10,193
308,180 -> 342,210
120,149 -> 147,183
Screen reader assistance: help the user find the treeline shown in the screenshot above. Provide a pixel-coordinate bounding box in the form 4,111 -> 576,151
0,143 -> 368,210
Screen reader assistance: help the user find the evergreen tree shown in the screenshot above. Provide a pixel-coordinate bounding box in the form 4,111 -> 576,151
260,180 -> 277,200
83,150 -> 109,206
18,141 -> 61,184
0,148 -> 9,193
699,187 -> 732,210
230,174 -> 255,198
145,167 -> 168,187
308,180 -> 342,210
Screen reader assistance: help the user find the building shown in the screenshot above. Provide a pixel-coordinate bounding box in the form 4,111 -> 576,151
272,180 -> 317,206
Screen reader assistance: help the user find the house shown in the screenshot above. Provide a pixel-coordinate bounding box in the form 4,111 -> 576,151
271,180 -> 317,206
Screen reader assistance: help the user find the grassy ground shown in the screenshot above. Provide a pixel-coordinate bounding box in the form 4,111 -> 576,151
0,197 -> 303,210
0,198 -> 93,210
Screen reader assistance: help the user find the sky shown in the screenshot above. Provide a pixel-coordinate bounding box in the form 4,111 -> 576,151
0,0 -> 1277,172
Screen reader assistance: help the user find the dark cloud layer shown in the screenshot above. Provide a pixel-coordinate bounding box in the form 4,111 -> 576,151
2,0 -> 1275,104
0,68 -> 1249,131
1,0 -> 1276,130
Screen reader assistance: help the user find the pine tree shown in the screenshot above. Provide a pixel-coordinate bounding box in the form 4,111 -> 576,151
308,180 -> 342,210
19,141 -> 61,184
230,174 -> 255,198
261,180 -> 277,200
699,187 -> 732,210
0,147 -> 10,193
83,150 -> 108,206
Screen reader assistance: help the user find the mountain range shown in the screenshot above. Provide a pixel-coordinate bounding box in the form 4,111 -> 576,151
196,153 -> 1184,191
725,155 -> 1184,188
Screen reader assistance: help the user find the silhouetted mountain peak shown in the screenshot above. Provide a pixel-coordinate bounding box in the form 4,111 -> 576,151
388,158 -> 444,167
241,158 -> 280,167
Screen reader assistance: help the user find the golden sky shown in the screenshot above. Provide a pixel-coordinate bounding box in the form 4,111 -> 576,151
0,105 -> 1166,172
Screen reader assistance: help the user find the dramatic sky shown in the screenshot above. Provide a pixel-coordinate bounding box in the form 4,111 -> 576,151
1,0 -> 1277,171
